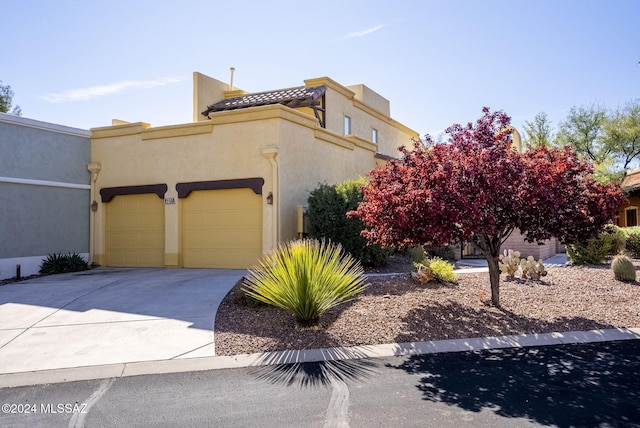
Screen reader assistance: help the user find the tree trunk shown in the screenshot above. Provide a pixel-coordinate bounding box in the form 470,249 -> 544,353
472,233 -> 503,308
486,254 -> 501,307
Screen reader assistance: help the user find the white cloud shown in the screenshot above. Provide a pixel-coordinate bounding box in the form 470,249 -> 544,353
42,76 -> 183,103
342,24 -> 385,39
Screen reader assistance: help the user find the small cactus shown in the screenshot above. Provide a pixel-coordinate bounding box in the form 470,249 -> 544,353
499,249 -> 521,280
612,255 -> 636,282
520,256 -> 547,280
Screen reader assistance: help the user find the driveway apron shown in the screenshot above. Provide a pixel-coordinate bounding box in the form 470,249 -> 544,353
0,268 -> 244,374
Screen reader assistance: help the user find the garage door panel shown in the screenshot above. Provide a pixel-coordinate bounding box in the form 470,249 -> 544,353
184,250 -> 260,268
184,230 -> 261,249
184,211 -> 259,229
182,188 -> 262,268
106,194 -> 164,267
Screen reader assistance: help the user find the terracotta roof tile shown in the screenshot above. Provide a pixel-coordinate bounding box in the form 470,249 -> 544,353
622,169 -> 640,190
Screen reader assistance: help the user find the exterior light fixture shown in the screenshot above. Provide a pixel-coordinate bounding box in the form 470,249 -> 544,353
91,200 -> 98,212
266,192 -> 273,205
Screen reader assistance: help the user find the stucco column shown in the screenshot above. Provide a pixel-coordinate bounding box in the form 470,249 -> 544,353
164,184 -> 180,267
262,147 -> 279,252
87,162 -> 102,265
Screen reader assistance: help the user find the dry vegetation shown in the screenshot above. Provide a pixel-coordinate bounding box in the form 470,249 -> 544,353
214,258 -> 640,356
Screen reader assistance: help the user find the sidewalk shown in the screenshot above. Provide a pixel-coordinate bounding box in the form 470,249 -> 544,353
2,327 -> 638,388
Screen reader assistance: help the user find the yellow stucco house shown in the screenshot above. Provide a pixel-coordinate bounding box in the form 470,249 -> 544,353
88,72 -> 419,269
619,168 -> 640,227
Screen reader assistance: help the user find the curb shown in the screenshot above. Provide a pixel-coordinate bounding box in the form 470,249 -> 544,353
1,327 -> 638,388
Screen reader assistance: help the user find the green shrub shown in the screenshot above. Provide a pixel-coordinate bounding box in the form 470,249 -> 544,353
407,246 -> 426,263
622,226 -> 640,236
625,232 -> 640,258
565,225 -> 625,265
243,239 -> 367,326
425,246 -> 457,262
39,252 -> 89,274
604,225 -> 626,255
307,179 -> 390,267
414,257 -> 457,283
566,237 -> 610,265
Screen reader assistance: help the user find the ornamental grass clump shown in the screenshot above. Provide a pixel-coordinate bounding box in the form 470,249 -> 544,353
243,239 -> 366,327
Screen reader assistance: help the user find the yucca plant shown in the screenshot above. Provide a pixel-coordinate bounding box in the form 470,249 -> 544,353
243,239 -> 366,327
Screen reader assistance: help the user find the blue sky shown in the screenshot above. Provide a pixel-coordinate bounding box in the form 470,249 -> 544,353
3,0 -> 639,139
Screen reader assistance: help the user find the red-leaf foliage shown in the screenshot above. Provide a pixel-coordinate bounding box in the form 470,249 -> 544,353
350,108 -> 625,253
518,146 -> 624,245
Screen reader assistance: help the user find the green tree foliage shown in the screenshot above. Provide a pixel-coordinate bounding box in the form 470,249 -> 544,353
522,112 -> 554,149
307,179 -> 389,267
556,104 -> 609,163
0,80 -> 21,116
603,100 -> 640,170
553,102 -> 640,182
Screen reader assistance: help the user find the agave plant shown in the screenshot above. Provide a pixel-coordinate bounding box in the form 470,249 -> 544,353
39,252 -> 89,274
243,239 -> 366,326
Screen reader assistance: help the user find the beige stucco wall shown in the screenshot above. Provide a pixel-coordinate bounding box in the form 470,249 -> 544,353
304,77 -> 417,158
192,72 -> 242,122
347,84 -> 390,116
501,231 -> 558,261
277,121 -> 379,242
89,75 -> 418,268
91,113 -> 277,267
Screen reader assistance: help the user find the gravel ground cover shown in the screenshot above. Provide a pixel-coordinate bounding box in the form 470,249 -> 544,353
214,258 -> 640,356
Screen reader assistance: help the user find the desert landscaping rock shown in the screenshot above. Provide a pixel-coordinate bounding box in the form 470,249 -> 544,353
214,264 -> 640,356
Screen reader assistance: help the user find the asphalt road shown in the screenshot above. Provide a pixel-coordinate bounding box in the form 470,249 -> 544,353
1,340 -> 639,428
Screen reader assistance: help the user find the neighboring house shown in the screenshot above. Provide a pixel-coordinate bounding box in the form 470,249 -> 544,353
0,113 -> 91,279
619,169 -> 640,227
89,72 -> 419,269
458,232 -> 561,262
499,232 -> 560,261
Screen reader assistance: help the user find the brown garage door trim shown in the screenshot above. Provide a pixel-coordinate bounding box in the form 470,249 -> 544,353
176,178 -> 264,198
100,184 -> 168,203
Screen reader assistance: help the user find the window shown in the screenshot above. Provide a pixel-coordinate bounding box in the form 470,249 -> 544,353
372,128 -> 378,144
626,208 -> 638,227
344,115 -> 351,135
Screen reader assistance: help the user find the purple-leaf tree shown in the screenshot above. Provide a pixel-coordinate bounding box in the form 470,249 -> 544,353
350,108 -> 625,307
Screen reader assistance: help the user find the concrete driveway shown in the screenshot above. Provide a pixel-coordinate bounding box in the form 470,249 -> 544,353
0,268 -> 244,374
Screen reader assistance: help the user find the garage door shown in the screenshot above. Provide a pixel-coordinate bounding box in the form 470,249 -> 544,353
106,194 -> 165,267
182,188 -> 262,268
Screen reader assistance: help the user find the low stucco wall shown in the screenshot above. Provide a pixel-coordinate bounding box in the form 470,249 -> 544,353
501,232 -> 558,261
